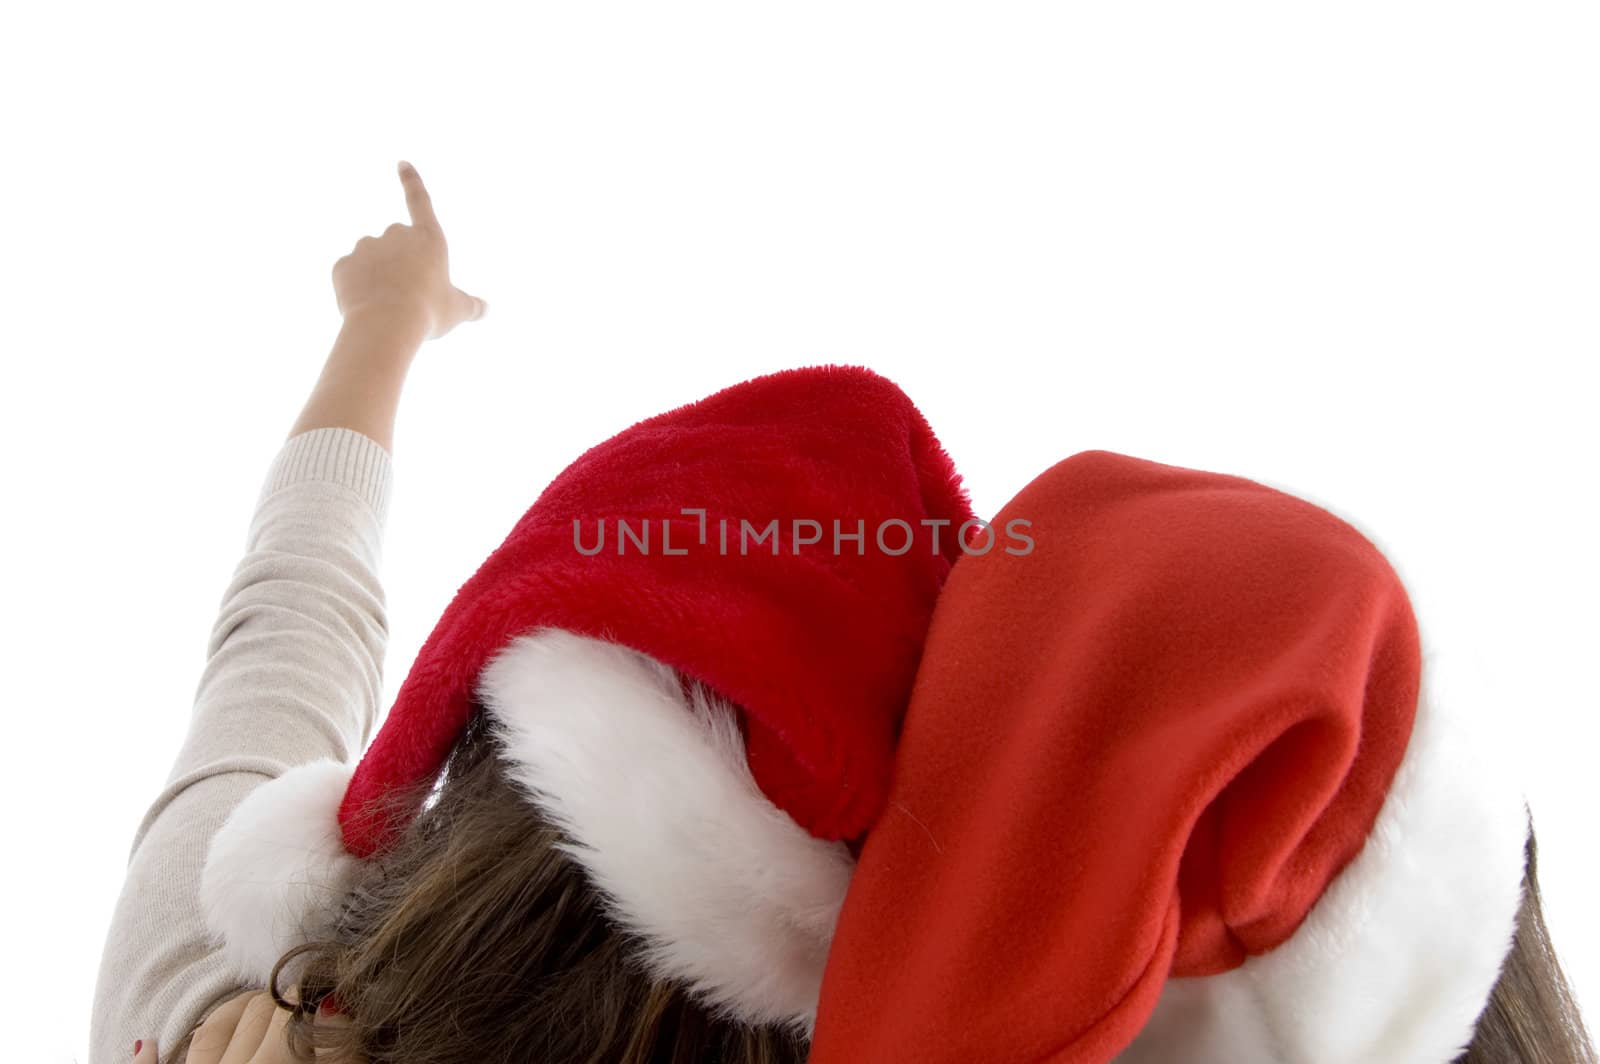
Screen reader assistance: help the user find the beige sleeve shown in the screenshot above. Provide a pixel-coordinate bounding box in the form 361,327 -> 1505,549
88,427 -> 393,1063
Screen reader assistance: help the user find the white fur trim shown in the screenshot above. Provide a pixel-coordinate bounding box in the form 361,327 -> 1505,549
199,758 -> 361,984
476,628 -> 857,1039
1114,648 -> 1529,1064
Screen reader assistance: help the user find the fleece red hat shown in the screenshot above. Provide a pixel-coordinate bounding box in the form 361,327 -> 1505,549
808,449 -> 1528,1063
199,364 -> 975,1036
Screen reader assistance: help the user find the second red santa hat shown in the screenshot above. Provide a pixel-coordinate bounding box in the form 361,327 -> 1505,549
808,449 -> 1529,1063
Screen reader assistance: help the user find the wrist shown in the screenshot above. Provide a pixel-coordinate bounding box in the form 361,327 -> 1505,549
343,299 -> 431,335
330,306 -> 430,369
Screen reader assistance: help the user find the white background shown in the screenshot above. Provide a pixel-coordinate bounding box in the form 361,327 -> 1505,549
2,3 -> 1594,1061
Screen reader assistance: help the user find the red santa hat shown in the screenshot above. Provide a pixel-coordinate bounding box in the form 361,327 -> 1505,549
199,364 -> 976,1037
807,449 -> 1529,1063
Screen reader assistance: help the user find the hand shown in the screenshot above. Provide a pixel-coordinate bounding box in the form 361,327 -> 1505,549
331,160 -> 489,341
133,988 -> 350,1063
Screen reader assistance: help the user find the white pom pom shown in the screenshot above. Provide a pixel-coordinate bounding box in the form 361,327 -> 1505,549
199,758 -> 361,984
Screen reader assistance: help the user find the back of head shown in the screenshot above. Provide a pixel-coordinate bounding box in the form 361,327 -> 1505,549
242,731 -> 1594,1064
263,708 -> 1596,1064
271,708 -> 810,1064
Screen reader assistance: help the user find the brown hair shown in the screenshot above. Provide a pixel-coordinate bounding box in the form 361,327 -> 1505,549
170,705 -> 1592,1064
1454,826 -> 1596,1063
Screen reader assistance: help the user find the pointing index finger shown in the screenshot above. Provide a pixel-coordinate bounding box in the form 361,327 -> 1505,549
398,160 -> 441,234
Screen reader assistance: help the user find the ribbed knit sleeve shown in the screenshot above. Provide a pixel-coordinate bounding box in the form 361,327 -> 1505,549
88,427 -> 394,1064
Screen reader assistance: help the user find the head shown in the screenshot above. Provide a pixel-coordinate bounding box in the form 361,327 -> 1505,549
243,718 -> 1592,1064
166,705 -> 1596,1064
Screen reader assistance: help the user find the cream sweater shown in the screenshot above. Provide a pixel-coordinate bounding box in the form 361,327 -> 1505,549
88,427 -> 394,1064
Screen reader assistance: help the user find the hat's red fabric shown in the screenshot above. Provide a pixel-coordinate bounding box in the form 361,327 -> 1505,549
339,365 -> 976,857
808,449 -> 1421,1063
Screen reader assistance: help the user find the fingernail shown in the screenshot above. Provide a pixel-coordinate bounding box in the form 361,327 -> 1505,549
398,160 -> 413,174
133,1041 -> 143,1056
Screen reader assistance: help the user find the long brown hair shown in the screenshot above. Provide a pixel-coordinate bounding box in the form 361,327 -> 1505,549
169,706 -> 1593,1063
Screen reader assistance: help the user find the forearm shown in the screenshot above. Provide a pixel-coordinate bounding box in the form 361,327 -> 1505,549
289,307 -> 429,452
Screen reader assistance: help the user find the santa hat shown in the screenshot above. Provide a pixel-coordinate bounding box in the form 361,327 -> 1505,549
199,364 -> 975,1036
807,449 -> 1529,1063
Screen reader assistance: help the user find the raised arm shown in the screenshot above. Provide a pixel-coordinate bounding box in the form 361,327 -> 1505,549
92,161 -> 487,1064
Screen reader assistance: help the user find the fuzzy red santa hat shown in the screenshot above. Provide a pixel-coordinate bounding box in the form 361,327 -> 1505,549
807,449 -> 1529,1063
199,364 -> 976,1037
